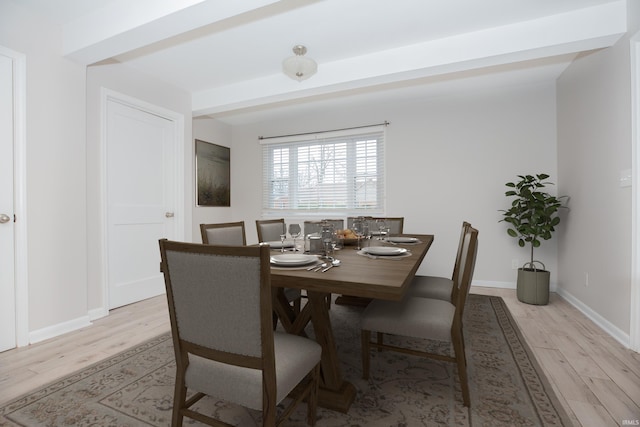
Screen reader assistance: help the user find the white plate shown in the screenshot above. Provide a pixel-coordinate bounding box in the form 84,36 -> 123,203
361,246 -> 408,256
386,236 -> 418,244
266,240 -> 295,249
270,254 -> 318,266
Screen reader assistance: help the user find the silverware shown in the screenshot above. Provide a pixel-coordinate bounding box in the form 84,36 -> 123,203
321,259 -> 341,272
310,262 -> 327,272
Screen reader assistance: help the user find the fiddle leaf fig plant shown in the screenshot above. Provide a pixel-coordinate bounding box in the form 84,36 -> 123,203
500,174 -> 567,270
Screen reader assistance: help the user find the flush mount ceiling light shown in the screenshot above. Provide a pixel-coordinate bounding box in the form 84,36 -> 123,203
282,45 -> 317,82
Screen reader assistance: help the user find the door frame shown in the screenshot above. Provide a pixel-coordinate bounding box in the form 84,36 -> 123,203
100,88 -> 185,314
631,32 -> 640,352
0,45 -> 28,347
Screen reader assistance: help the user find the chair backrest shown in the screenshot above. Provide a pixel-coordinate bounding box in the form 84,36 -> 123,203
451,221 -> 472,283
304,219 -> 345,235
347,216 -> 404,234
200,221 -> 246,245
452,226 -> 479,321
159,240 -> 274,371
377,217 -> 404,235
256,218 -> 286,243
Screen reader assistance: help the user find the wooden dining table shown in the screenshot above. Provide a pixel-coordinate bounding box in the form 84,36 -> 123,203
270,234 -> 434,413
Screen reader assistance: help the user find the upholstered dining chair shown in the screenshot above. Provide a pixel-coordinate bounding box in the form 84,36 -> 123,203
200,221 -> 246,246
346,217 -> 404,235
159,240 -> 321,427
255,218 -> 287,243
304,219 -> 345,235
360,226 -> 479,407
407,221 -> 471,302
375,217 -> 404,235
255,218 -> 303,313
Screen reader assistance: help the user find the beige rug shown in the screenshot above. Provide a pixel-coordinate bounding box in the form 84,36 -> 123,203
0,295 -> 571,426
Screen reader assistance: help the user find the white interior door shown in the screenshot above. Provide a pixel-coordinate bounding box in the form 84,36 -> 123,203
106,99 -> 177,309
0,53 -> 16,352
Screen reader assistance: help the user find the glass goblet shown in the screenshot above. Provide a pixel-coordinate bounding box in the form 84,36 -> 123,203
352,217 -> 364,250
288,223 -> 301,252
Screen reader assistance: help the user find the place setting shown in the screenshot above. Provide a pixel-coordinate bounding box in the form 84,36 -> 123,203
269,253 -> 322,270
384,236 -> 422,245
357,245 -> 412,260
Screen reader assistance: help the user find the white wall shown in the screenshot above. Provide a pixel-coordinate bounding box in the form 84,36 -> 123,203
0,2 -> 89,333
557,1 -> 640,338
86,62 -> 192,313
192,117 -> 233,242
229,82 -> 558,285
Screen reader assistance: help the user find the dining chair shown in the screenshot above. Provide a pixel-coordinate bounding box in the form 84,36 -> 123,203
304,219 -> 345,235
346,216 -> 370,230
407,221 -> 471,302
346,217 -> 404,234
200,221 -> 246,245
255,218 -> 303,313
159,240 -> 321,427
360,225 -> 479,407
375,217 -> 404,235
256,218 -> 287,242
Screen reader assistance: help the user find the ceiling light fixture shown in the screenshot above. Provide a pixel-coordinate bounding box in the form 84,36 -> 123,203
282,45 -> 317,82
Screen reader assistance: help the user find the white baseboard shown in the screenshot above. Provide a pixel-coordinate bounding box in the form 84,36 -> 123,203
555,288 -> 630,348
88,306 -> 109,321
471,279 -> 561,292
472,279 -> 516,289
29,315 -> 92,344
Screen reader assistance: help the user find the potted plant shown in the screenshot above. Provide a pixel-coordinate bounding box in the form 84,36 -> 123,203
500,174 -> 567,305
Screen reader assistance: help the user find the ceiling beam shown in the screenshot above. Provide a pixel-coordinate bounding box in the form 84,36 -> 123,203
192,0 -> 626,117
63,0 -> 312,65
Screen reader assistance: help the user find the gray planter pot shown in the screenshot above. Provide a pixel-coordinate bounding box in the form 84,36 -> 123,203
516,268 -> 550,305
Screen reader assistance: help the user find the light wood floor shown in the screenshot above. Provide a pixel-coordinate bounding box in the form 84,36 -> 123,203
1,287 -> 639,426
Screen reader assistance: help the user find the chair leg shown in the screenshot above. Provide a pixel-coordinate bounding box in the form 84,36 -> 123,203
453,330 -> 470,407
172,376 -> 187,427
361,330 -> 370,379
307,364 -> 320,426
263,403 -> 276,427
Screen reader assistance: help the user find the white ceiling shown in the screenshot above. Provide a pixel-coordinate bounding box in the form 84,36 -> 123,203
16,0 -> 627,125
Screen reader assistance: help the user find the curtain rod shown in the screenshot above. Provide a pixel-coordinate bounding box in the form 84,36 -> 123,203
258,121 -> 389,141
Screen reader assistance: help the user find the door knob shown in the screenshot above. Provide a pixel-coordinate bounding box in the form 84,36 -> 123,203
0,214 -> 11,224
165,212 -> 174,218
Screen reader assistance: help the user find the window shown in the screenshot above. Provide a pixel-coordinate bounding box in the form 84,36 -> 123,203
261,125 -> 385,216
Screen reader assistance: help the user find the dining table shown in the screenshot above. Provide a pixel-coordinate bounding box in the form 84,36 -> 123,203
269,234 -> 434,413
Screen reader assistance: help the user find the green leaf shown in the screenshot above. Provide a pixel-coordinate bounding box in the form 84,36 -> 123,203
507,228 -> 517,237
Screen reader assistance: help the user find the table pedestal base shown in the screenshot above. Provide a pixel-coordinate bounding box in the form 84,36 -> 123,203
318,381 -> 357,413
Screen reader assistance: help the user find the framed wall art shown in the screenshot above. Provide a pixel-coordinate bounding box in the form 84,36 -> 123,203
195,139 -> 230,206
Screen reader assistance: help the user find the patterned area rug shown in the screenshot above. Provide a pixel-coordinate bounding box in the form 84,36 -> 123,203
0,295 -> 571,426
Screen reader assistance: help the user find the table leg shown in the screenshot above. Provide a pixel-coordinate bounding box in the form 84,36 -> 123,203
272,288 -> 311,335
306,291 -> 357,413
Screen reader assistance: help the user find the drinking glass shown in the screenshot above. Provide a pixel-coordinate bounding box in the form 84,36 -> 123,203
352,217 -> 364,250
321,222 -> 335,258
362,220 -> 371,247
376,219 -> 387,240
279,233 -> 286,253
288,223 -> 301,252
332,230 -> 343,251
